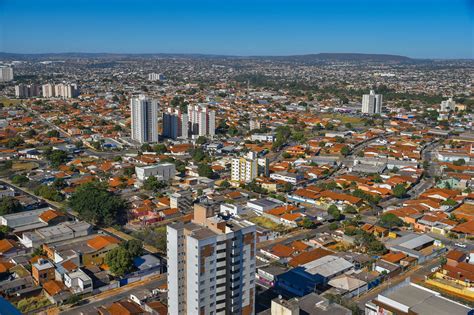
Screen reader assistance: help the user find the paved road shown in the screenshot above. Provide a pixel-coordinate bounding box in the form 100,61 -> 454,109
60,274 -> 167,314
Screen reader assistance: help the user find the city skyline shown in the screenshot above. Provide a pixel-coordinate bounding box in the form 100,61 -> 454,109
1,0 -> 472,59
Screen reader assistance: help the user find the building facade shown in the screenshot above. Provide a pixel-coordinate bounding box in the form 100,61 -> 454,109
231,152 -> 258,183
167,204 -> 256,315
361,90 -> 383,114
162,107 -> 189,139
188,104 -> 216,138
131,95 -> 159,143
15,84 -> 41,98
0,67 -> 13,82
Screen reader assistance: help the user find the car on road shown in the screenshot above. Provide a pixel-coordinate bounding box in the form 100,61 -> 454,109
455,242 -> 466,248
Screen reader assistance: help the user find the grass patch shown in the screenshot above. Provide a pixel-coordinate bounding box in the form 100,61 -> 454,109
15,296 -> 52,313
320,113 -> 364,125
248,216 -> 289,232
0,97 -> 22,106
12,161 -> 39,171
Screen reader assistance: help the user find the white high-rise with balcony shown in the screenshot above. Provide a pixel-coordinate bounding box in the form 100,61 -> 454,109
167,204 -> 256,315
361,90 -> 382,114
0,67 -> 13,82
188,104 -> 216,138
130,95 -> 159,143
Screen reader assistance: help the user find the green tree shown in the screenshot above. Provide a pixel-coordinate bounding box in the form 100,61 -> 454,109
105,246 -> 133,277
12,174 -> 29,186
392,184 -> 407,198
0,196 -> 22,215
219,180 -> 231,189
340,145 -> 350,157
46,130 -> 60,138
0,226 -> 10,239
45,150 -> 68,167
69,181 -> 126,226
34,185 -> 64,202
344,205 -> 357,214
196,136 -> 208,145
299,217 -> 316,229
379,213 -> 403,229
198,163 -> 215,178
142,176 -> 167,192
328,205 -> 342,220
122,239 -> 143,258
152,143 -> 168,154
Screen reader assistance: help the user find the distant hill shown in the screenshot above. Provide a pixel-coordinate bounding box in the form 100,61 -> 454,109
0,51 -> 412,62
259,53 -> 413,63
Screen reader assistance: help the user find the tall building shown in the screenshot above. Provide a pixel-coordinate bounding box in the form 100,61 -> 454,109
54,83 -> 79,98
440,97 -> 456,112
188,104 -> 216,138
15,84 -> 41,98
0,67 -> 14,82
231,151 -> 258,183
42,84 -> 55,98
148,73 -> 166,81
130,95 -> 159,144
162,107 -> 189,139
167,204 -> 256,315
361,90 -> 383,114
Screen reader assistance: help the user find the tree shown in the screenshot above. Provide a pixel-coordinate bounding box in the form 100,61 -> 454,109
340,145 -> 350,157
105,246 -> 133,277
122,239 -> 143,258
379,213 -> 403,229
344,205 -> 357,214
392,184 -> 407,198
45,150 -> 68,167
192,148 -> 206,162
46,130 -> 60,138
142,176 -> 167,192
69,181 -> 126,226
453,159 -> 466,166
196,136 -> 208,145
328,205 -> 342,220
219,180 -> 231,189
0,226 -> 10,239
198,163 -> 215,178
152,143 -> 167,154
299,217 -> 316,229
12,174 -> 29,186
0,196 -> 22,215
34,185 -> 64,202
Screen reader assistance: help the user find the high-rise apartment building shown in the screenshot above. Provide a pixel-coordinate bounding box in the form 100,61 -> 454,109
231,152 -> 258,183
440,97 -> 456,112
162,107 -> 189,140
167,204 -> 256,315
231,152 -> 269,183
54,83 -> 79,98
0,67 -> 14,82
148,73 -> 166,81
130,95 -> 159,143
42,84 -> 55,98
361,90 -> 382,114
188,104 -> 216,138
15,84 -> 41,98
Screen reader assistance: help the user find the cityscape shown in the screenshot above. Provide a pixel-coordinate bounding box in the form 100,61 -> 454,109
0,1 -> 473,315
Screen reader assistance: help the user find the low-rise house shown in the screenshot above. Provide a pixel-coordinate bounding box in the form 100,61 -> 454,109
64,268 -> 93,294
32,258 -> 55,284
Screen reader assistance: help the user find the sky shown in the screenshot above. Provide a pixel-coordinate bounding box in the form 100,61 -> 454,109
0,0 -> 472,58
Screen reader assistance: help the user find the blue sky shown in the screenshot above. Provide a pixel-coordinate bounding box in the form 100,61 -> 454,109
0,0 -> 472,58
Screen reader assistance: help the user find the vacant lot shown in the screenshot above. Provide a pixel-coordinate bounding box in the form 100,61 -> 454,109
0,97 -> 22,106
249,216 -> 289,232
12,161 -> 39,171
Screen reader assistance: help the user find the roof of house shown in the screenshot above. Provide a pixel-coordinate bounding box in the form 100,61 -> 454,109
446,250 -> 466,262
107,300 -> 145,315
0,239 -> 15,254
289,247 -> 332,267
38,209 -> 63,223
86,235 -> 121,251
42,280 -> 64,296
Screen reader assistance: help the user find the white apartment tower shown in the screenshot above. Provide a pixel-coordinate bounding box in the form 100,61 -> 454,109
130,95 -> 159,143
42,84 -> 55,98
361,90 -> 383,114
188,104 -> 216,138
162,107 -> 189,139
231,151 -> 258,183
167,204 -> 256,315
440,97 -> 456,112
54,83 -> 79,98
15,84 -> 41,98
0,67 -> 14,82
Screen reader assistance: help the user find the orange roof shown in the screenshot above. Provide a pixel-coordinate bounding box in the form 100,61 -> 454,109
446,250 -> 466,262
61,260 -> 77,272
289,247 -> 332,267
291,241 -> 309,252
0,261 -> 14,273
280,213 -> 303,221
107,301 -> 144,315
39,209 -> 63,223
87,235 -> 121,251
0,239 -> 15,254
42,280 -> 64,296
382,252 -> 406,264
451,220 -> 474,235
270,244 -> 294,258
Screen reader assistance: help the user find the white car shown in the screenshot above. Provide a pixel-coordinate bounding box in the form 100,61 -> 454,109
455,243 -> 466,248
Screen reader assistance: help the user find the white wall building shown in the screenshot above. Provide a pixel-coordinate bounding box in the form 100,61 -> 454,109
361,90 -> 382,114
131,95 -> 159,143
148,73 -> 166,81
42,84 -> 55,98
167,204 -> 256,315
231,152 -> 258,183
188,104 -> 216,138
0,67 -> 13,82
162,107 -> 189,139
440,97 -> 456,112
135,163 -> 176,182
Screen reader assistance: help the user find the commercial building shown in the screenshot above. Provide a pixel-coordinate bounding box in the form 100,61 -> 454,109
15,84 -> 41,98
167,204 -> 256,315
365,281 -> 472,315
162,107 -> 189,140
440,97 -> 456,112
188,104 -> 215,138
131,95 -> 159,143
135,163 -> 176,182
361,90 -> 382,114
0,67 -> 13,82
148,73 -> 166,81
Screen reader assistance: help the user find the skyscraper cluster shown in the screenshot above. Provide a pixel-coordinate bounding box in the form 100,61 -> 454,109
0,67 -> 14,82
41,83 -> 79,98
167,204 -> 256,315
148,73 -> 166,81
162,104 -> 216,140
130,95 -> 159,144
15,84 -> 41,98
361,90 -> 383,114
